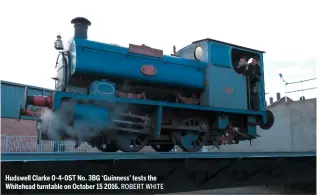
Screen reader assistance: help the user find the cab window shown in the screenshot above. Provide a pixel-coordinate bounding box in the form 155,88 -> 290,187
231,48 -> 260,75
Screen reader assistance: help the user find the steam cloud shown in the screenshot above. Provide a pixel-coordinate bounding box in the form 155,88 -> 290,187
38,101 -> 111,147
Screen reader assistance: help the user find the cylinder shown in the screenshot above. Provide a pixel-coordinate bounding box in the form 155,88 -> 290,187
71,17 -> 91,39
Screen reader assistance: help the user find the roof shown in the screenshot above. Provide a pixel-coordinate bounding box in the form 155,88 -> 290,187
267,96 -> 294,109
192,38 -> 265,53
1,80 -> 54,91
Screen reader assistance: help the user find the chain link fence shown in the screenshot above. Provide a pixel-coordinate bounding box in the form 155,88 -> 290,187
1,135 -> 183,153
1,135 -> 101,153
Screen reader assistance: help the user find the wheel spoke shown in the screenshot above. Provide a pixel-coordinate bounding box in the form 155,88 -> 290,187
195,139 -> 201,146
151,144 -> 174,152
136,137 -> 142,145
116,134 -> 147,152
90,135 -> 119,152
176,119 -> 208,152
191,140 -> 196,147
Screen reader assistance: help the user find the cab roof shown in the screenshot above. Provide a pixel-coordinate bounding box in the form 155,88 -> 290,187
192,38 -> 265,53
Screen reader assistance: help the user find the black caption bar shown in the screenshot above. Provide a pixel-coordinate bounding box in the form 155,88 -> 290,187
3,174 -> 164,193
1,161 -> 169,194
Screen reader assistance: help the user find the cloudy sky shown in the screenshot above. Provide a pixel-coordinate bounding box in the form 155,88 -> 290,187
0,0 -> 318,101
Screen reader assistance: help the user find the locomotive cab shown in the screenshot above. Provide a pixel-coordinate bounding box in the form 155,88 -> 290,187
176,39 -> 266,112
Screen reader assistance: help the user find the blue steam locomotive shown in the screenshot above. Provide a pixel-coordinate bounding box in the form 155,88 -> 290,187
19,17 -> 274,152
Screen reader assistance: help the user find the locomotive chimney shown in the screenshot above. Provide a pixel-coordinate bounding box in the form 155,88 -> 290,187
276,92 -> 281,101
269,97 -> 274,105
71,17 -> 91,39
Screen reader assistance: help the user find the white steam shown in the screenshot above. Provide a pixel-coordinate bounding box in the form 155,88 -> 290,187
38,101 -> 110,145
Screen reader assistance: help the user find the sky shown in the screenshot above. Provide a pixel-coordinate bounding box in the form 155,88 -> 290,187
0,0 -> 318,102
